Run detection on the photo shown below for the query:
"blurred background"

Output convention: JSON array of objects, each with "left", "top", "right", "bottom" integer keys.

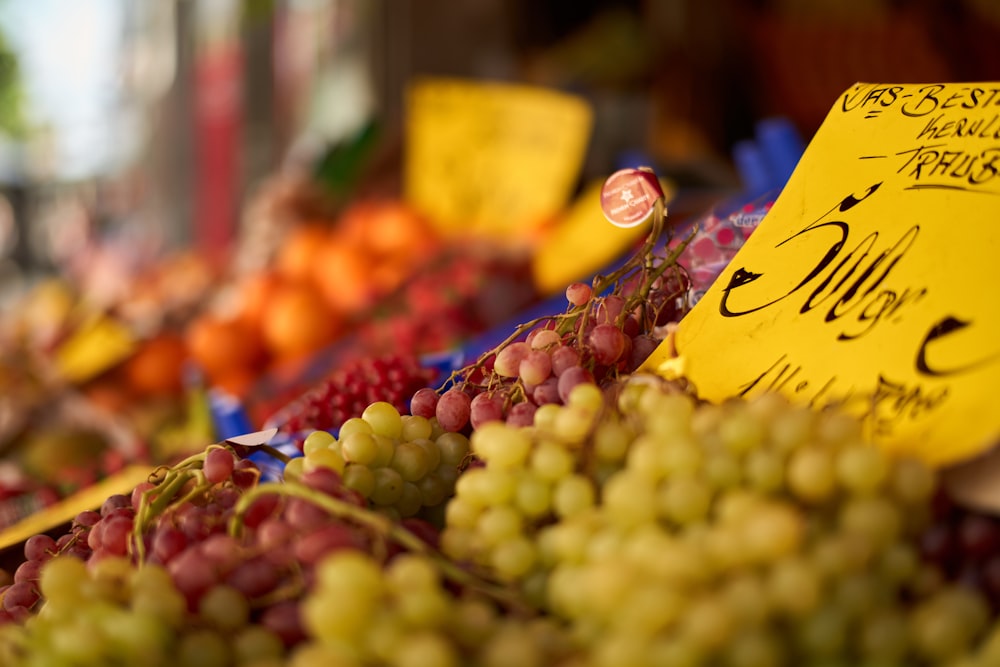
[{"left": 0, "top": 0, "right": 996, "bottom": 293}]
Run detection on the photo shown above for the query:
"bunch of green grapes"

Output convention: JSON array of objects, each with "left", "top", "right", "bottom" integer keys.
[
  {"left": 0, "top": 555, "right": 286, "bottom": 667},
  {"left": 440, "top": 376, "right": 999, "bottom": 667},
  {"left": 294, "top": 550, "right": 575, "bottom": 667},
  {"left": 287, "top": 401, "right": 470, "bottom": 521}
]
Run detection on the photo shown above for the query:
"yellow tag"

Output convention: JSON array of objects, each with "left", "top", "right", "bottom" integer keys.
[
  {"left": 0, "top": 465, "right": 154, "bottom": 552},
  {"left": 656, "top": 82, "right": 1000, "bottom": 466},
  {"left": 55, "top": 314, "right": 135, "bottom": 383},
  {"left": 531, "top": 179, "right": 669, "bottom": 296},
  {"left": 404, "top": 78, "right": 592, "bottom": 239}
]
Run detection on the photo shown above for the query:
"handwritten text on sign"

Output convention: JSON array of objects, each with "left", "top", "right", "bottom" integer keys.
[{"left": 665, "top": 82, "right": 1000, "bottom": 466}]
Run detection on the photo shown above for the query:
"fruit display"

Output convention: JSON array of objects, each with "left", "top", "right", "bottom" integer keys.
[
  {"left": 4, "top": 184, "right": 1000, "bottom": 667},
  {"left": 0, "top": 251, "right": 219, "bottom": 530}
]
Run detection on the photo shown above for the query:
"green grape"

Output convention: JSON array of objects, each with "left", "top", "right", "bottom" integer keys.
[
  {"left": 176, "top": 629, "right": 231, "bottom": 667},
  {"left": 702, "top": 453, "right": 742, "bottom": 493},
  {"left": 567, "top": 382, "right": 603, "bottom": 414},
  {"left": 787, "top": 446, "right": 837, "bottom": 502},
  {"left": 530, "top": 441, "right": 574, "bottom": 481},
  {"left": 435, "top": 432, "right": 470, "bottom": 467},
  {"left": 721, "top": 628, "right": 784, "bottom": 667},
  {"left": 858, "top": 607, "right": 909, "bottom": 663},
  {"left": 396, "top": 482, "right": 424, "bottom": 517},
  {"left": 389, "top": 442, "right": 431, "bottom": 482},
  {"left": 515, "top": 472, "right": 552, "bottom": 518},
  {"left": 338, "top": 416, "right": 374, "bottom": 439},
  {"left": 385, "top": 554, "right": 440, "bottom": 594},
  {"left": 400, "top": 414, "right": 433, "bottom": 441},
  {"left": 371, "top": 467, "right": 405, "bottom": 506},
  {"left": 552, "top": 474, "right": 595, "bottom": 518},
  {"left": 131, "top": 583, "right": 186, "bottom": 629},
  {"left": 304, "top": 446, "right": 345, "bottom": 475},
  {"left": 838, "top": 495, "right": 902, "bottom": 550},
  {"left": 393, "top": 587, "right": 452, "bottom": 630},
  {"left": 835, "top": 441, "right": 889, "bottom": 494},
  {"left": 372, "top": 433, "right": 397, "bottom": 468},
  {"left": 625, "top": 436, "right": 665, "bottom": 480},
  {"left": 745, "top": 448, "right": 784, "bottom": 493},
  {"left": 593, "top": 418, "right": 631, "bottom": 462},
  {"left": 552, "top": 405, "right": 596, "bottom": 446},
  {"left": 602, "top": 471, "right": 657, "bottom": 527},
  {"left": 389, "top": 632, "right": 458, "bottom": 667},
  {"left": 477, "top": 505, "right": 524, "bottom": 546},
  {"left": 198, "top": 585, "right": 250, "bottom": 633},
  {"left": 444, "top": 495, "right": 481, "bottom": 529},
  {"left": 889, "top": 455, "right": 936, "bottom": 505},
  {"left": 39, "top": 555, "right": 88, "bottom": 602},
  {"left": 450, "top": 596, "right": 499, "bottom": 650},
  {"left": 718, "top": 406, "right": 766, "bottom": 454},
  {"left": 232, "top": 626, "right": 285, "bottom": 665},
  {"left": 362, "top": 401, "right": 404, "bottom": 439},
  {"left": 658, "top": 476, "right": 712, "bottom": 525},
  {"left": 411, "top": 438, "right": 442, "bottom": 471},
  {"left": 794, "top": 605, "right": 847, "bottom": 658},
  {"left": 533, "top": 403, "right": 561, "bottom": 433},
  {"left": 343, "top": 463, "right": 376, "bottom": 498},
  {"left": 416, "top": 473, "right": 449, "bottom": 507},
  {"left": 282, "top": 455, "right": 306, "bottom": 480},
  {"left": 660, "top": 437, "right": 703, "bottom": 477},
  {"left": 303, "top": 430, "right": 337, "bottom": 455},
  {"left": 341, "top": 431, "right": 379, "bottom": 465},
  {"left": 472, "top": 423, "right": 532, "bottom": 469}
]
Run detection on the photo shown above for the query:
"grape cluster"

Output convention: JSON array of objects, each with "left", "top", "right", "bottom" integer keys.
[
  {"left": 293, "top": 549, "right": 572, "bottom": 667},
  {"left": 440, "top": 376, "right": 1000, "bottom": 666},
  {"left": 261, "top": 353, "right": 438, "bottom": 440},
  {"left": 286, "top": 401, "right": 471, "bottom": 522},
  {"left": 0, "top": 443, "right": 449, "bottom": 666},
  {"left": 412, "top": 256, "right": 690, "bottom": 435}
]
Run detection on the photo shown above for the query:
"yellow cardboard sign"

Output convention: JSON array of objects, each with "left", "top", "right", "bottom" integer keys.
[
  {"left": 657, "top": 82, "right": 1000, "bottom": 466},
  {"left": 404, "top": 78, "right": 592, "bottom": 239},
  {"left": 0, "top": 465, "right": 154, "bottom": 552}
]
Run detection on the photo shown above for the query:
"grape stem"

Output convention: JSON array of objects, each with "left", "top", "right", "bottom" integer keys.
[
  {"left": 229, "top": 482, "right": 537, "bottom": 615},
  {"left": 439, "top": 192, "right": 693, "bottom": 394}
]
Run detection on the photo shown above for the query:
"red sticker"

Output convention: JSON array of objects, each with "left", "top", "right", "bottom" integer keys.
[{"left": 600, "top": 168, "right": 665, "bottom": 228}]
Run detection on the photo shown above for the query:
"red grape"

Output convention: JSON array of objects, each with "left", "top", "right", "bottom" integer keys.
[
  {"left": 204, "top": 448, "right": 236, "bottom": 485},
  {"left": 435, "top": 389, "right": 472, "bottom": 433},
  {"left": 470, "top": 392, "right": 504, "bottom": 429}
]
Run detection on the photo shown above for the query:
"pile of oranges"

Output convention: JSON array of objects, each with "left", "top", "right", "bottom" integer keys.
[{"left": 184, "top": 200, "right": 438, "bottom": 398}]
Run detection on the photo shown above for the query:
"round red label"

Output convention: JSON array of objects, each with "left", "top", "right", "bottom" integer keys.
[{"left": 600, "top": 168, "right": 665, "bottom": 228}]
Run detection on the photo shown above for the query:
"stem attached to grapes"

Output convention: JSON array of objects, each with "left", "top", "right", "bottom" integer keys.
[{"left": 229, "top": 482, "right": 536, "bottom": 615}]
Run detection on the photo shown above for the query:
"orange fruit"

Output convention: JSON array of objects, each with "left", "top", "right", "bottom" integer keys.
[
  {"left": 260, "top": 282, "right": 340, "bottom": 359},
  {"left": 123, "top": 332, "right": 189, "bottom": 397},
  {"left": 275, "top": 223, "right": 330, "bottom": 283},
  {"left": 185, "top": 315, "right": 266, "bottom": 382},
  {"left": 236, "top": 270, "right": 286, "bottom": 327},
  {"left": 366, "top": 201, "right": 435, "bottom": 258},
  {"left": 312, "top": 240, "right": 372, "bottom": 313}
]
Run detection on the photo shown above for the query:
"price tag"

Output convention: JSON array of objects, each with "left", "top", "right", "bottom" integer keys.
[
  {"left": 646, "top": 82, "right": 1000, "bottom": 466},
  {"left": 404, "top": 78, "right": 592, "bottom": 239},
  {"left": 600, "top": 167, "right": 665, "bottom": 228},
  {"left": 532, "top": 178, "right": 667, "bottom": 296}
]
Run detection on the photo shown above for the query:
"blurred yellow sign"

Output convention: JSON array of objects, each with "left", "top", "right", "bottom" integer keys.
[
  {"left": 404, "top": 78, "right": 592, "bottom": 239},
  {"left": 654, "top": 82, "right": 1000, "bottom": 466}
]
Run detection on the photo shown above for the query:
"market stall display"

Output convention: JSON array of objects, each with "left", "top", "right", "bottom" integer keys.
[{"left": 2, "top": 68, "right": 1000, "bottom": 667}]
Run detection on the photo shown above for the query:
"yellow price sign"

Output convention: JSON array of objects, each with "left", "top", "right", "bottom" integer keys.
[
  {"left": 653, "top": 82, "right": 1000, "bottom": 466},
  {"left": 404, "top": 78, "right": 592, "bottom": 239}
]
